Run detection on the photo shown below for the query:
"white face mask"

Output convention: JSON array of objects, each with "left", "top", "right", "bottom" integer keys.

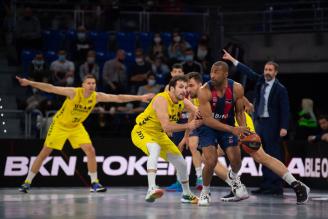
[
  {"left": 66, "top": 76, "right": 74, "bottom": 85},
  {"left": 135, "top": 57, "right": 144, "bottom": 64},
  {"left": 148, "top": 79, "right": 156, "bottom": 86},
  {"left": 87, "top": 57, "right": 95, "bottom": 64},
  {"left": 197, "top": 48, "right": 208, "bottom": 60},
  {"left": 154, "top": 37, "right": 161, "bottom": 43},
  {"left": 173, "top": 36, "right": 181, "bottom": 43}
]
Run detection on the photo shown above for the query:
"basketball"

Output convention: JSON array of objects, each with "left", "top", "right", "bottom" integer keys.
[{"left": 239, "top": 132, "right": 261, "bottom": 154}]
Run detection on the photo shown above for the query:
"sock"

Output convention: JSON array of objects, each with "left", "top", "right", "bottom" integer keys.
[
  {"left": 88, "top": 172, "right": 98, "bottom": 183},
  {"left": 147, "top": 171, "right": 156, "bottom": 190},
  {"left": 25, "top": 171, "right": 36, "bottom": 183},
  {"left": 180, "top": 181, "right": 192, "bottom": 195},
  {"left": 282, "top": 172, "right": 297, "bottom": 185},
  {"left": 225, "top": 171, "right": 232, "bottom": 186},
  {"left": 195, "top": 167, "right": 202, "bottom": 178},
  {"left": 202, "top": 185, "right": 210, "bottom": 194},
  {"left": 229, "top": 170, "right": 238, "bottom": 180}
]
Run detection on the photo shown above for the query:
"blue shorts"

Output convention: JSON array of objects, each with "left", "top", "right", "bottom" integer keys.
[
  {"left": 189, "top": 127, "right": 200, "bottom": 137},
  {"left": 198, "top": 125, "right": 238, "bottom": 150},
  {"left": 171, "top": 131, "right": 185, "bottom": 145}
]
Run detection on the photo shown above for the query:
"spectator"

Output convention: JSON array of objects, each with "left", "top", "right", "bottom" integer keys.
[
  {"left": 29, "top": 52, "right": 50, "bottom": 83},
  {"left": 148, "top": 33, "right": 167, "bottom": 61},
  {"left": 15, "top": 7, "right": 42, "bottom": 62},
  {"left": 71, "top": 25, "right": 94, "bottom": 66},
  {"left": 164, "top": 63, "right": 184, "bottom": 90},
  {"left": 308, "top": 115, "right": 328, "bottom": 143},
  {"left": 168, "top": 30, "right": 191, "bottom": 64},
  {"left": 222, "top": 49, "right": 289, "bottom": 196},
  {"left": 182, "top": 48, "right": 203, "bottom": 74},
  {"left": 79, "top": 50, "right": 100, "bottom": 83},
  {"left": 151, "top": 56, "right": 170, "bottom": 85},
  {"left": 195, "top": 33, "right": 211, "bottom": 74},
  {"left": 102, "top": 49, "right": 128, "bottom": 94},
  {"left": 50, "top": 50, "right": 75, "bottom": 86},
  {"left": 295, "top": 98, "right": 318, "bottom": 140},
  {"left": 129, "top": 48, "right": 152, "bottom": 94}
]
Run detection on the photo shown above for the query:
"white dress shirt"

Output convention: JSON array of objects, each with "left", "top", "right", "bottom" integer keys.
[{"left": 261, "top": 79, "right": 275, "bottom": 117}]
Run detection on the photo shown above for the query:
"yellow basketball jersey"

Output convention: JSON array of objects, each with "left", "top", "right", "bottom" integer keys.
[
  {"left": 54, "top": 88, "right": 97, "bottom": 128},
  {"left": 190, "top": 97, "right": 200, "bottom": 107},
  {"left": 234, "top": 112, "right": 255, "bottom": 132},
  {"left": 136, "top": 91, "right": 184, "bottom": 133}
]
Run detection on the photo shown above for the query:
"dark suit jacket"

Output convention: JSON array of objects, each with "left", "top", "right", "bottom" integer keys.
[{"left": 236, "top": 62, "right": 290, "bottom": 130}]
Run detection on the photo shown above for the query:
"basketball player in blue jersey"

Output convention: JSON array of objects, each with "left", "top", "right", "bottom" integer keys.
[{"left": 197, "top": 61, "right": 250, "bottom": 206}]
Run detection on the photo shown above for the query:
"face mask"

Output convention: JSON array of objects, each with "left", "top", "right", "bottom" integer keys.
[
  {"left": 58, "top": 55, "right": 66, "bottom": 62},
  {"left": 33, "top": 60, "right": 44, "bottom": 65},
  {"left": 77, "top": 33, "right": 86, "bottom": 40},
  {"left": 185, "top": 55, "right": 193, "bottom": 62},
  {"left": 154, "top": 37, "right": 161, "bottom": 43},
  {"left": 148, "top": 79, "right": 156, "bottom": 86},
  {"left": 32, "top": 88, "right": 38, "bottom": 94},
  {"left": 197, "top": 48, "right": 208, "bottom": 60},
  {"left": 135, "top": 57, "right": 143, "bottom": 64},
  {"left": 66, "top": 76, "right": 74, "bottom": 85},
  {"left": 87, "top": 57, "right": 95, "bottom": 64},
  {"left": 173, "top": 36, "right": 181, "bottom": 43}
]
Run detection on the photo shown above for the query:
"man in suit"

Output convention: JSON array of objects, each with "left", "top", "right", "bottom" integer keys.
[{"left": 222, "top": 50, "right": 289, "bottom": 195}]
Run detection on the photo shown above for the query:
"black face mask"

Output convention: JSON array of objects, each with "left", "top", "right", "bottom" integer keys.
[{"left": 118, "top": 58, "right": 124, "bottom": 63}]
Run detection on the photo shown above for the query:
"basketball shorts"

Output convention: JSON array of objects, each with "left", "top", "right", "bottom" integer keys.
[{"left": 44, "top": 120, "right": 92, "bottom": 150}]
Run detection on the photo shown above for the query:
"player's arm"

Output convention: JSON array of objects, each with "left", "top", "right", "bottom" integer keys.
[
  {"left": 198, "top": 85, "right": 234, "bottom": 133},
  {"left": 153, "top": 96, "right": 200, "bottom": 133},
  {"left": 16, "top": 76, "right": 75, "bottom": 99},
  {"left": 243, "top": 96, "right": 254, "bottom": 114},
  {"left": 234, "top": 82, "right": 247, "bottom": 127},
  {"left": 96, "top": 92, "right": 154, "bottom": 103}
]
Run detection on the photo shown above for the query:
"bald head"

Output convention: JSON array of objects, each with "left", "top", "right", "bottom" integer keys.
[{"left": 212, "top": 61, "right": 229, "bottom": 73}]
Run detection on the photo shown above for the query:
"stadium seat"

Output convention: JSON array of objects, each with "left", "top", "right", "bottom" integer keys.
[
  {"left": 116, "top": 32, "right": 136, "bottom": 53},
  {"left": 21, "top": 50, "right": 36, "bottom": 77},
  {"left": 44, "top": 51, "right": 58, "bottom": 63},
  {"left": 89, "top": 31, "right": 109, "bottom": 53},
  {"left": 161, "top": 32, "right": 172, "bottom": 47},
  {"left": 42, "top": 30, "right": 65, "bottom": 51},
  {"left": 183, "top": 32, "right": 201, "bottom": 49},
  {"left": 138, "top": 32, "right": 154, "bottom": 52}
]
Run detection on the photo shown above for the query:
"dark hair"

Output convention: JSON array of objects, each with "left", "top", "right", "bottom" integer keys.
[
  {"left": 83, "top": 74, "right": 97, "bottom": 82},
  {"left": 318, "top": 115, "right": 328, "bottom": 121},
  {"left": 187, "top": 72, "right": 203, "bottom": 83},
  {"left": 265, "top": 61, "right": 279, "bottom": 72},
  {"left": 172, "top": 63, "right": 183, "bottom": 70},
  {"left": 146, "top": 72, "right": 155, "bottom": 79},
  {"left": 212, "top": 61, "right": 229, "bottom": 72},
  {"left": 168, "top": 75, "right": 187, "bottom": 90}
]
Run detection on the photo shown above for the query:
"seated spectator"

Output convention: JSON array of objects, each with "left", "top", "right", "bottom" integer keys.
[
  {"left": 168, "top": 30, "right": 191, "bottom": 64},
  {"left": 308, "top": 115, "right": 328, "bottom": 143},
  {"left": 148, "top": 33, "right": 167, "bottom": 61},
  {"left": 71, "top": 25, "right": 94, "bottom": 66},
  {"left": 79, "top": 50, "right": 100, "bottom": 83},
  {"left": 102, "top": 49, "right": 128, "bottom": 94},
  {"left": 164, "top": 63, "right": 184, "bottom": 90},
  {"left": 129, "top": 48, "right": 152, "bottom": 94},
  {"left": 151, "top": 56, "right": 170, "bottom": 85},
  {"left": 29, "top": 52, "right": 50, "bottom": 83},
  {"left": 50, "top": 50, "right": 75, "bottom": 86},
  {"left": 15, "top": 7, "right": 42, "bottom": 63},
  {"left": 182, "top": 48, "right": 203, "bottom": 74},
  {"left": 195, "top": 33, "right": 211, "bottom": 74},
  {"left": 295, "top": 98, "right": 318, "bottom": 140}
]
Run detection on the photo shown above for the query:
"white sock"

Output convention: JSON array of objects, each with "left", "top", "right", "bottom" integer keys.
[
  {"left": 25, "top": 171, "right": 36, "bottom": 183},
  {"left": 229, "top": 169, "right": 238, "bottom": 180},
  {"left": 195, "top": 167, "right": 202, "bottom": 178},
  {"left": 225, "top": 171, "right": 232, "bottom": 186},
  {"left": 88, "top": 172, "right": 98, "bottom": 183},
  {"left": 180, "top": 181, "right": 192, "bottom": 195},
  {"left": 282, "top": 172, "right": 297, "bottom": 185},
  {"left": 167, "top": 154, "right": 190, "bottom": 195},
  {"left": 202, "top": 185, "right": 210, "bottom": 194},
  {"left": 147, "top": 171, "right": 157, "bottom": 190}
]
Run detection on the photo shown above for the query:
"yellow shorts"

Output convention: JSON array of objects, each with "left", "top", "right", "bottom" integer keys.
[
  {"left": 131, "top": 125, "right": 182, "bottom": 160},
  {"left": 44, "top": 120, "right": 92, "bottom": 150}
]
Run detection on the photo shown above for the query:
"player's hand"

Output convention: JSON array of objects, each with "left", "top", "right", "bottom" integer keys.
[
  {"left": 232, "top": 126, "right": 250, "bottom": 138},
  {"left": 307, "top": 135, "right": 316, "bottom": 143},
  {"left": 16, "top": 76, "right": 31, "bottom": 87},
  {"left": 140, "top": 93, "right": 155, "bottom": 102},
  {"left": 222, "top": 49, "right": 236, "bottom": 62},
  {"left": 280, "top": 128, "right": 287, "bottom": 137},
  {"left": 321, "top": 133, "right": 328, "bottom": 142},
  {"left": 245, "top": 102, "right": 254, "bottom": 114},
  {"left": 188, "top": 119, "right": 203, "bottom": 130},
  {"left": 195, "top": 110, "right": 202, "bottom": 119},
  {"left": 178, "top": 137, "right": 187, "bottom": 152}
]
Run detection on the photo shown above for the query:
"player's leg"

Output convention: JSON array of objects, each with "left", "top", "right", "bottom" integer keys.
[
  {"left": 188, "top": 135, "right": 203, "bottom": 190},
  {"left": 250, "top": 147, "right": 310, "bottom": 204}
]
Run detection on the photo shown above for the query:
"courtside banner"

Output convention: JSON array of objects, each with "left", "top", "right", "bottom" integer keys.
[{"left": 0, "top": 139, "right": 327, "bottom": 189}]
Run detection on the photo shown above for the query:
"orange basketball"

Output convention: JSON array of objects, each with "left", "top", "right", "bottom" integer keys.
[{"left": 239, "top": 132, "right": 261, "bottom": 154}]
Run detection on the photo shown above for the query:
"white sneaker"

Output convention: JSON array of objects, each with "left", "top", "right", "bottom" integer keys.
[
  {"left": 221, "top": 190, "right": 249, "bottom": 202},
  {"left": 145, "top": 188, "right": 164, "bottom": 202},
  {"left": 198, "top": 191, "right": 211, "bottom": 206},
  {"left": 231, "top": 176, "right": 249, "bottom": 199}
]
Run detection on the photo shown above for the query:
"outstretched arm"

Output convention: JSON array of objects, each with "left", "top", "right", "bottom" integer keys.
[
  {"left": 16, "top": 76, "right": 75, "bottom": 99},
  {"left": 96, "top": 92, "right": 154, "bottom": 103},
  {"left": 222, "top": 49, "right": 260, "bottom": 81}
]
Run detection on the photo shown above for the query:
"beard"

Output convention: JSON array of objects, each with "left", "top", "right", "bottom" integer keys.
[{"left": 264, "top": 74, "right": 273, "bottom": 81}]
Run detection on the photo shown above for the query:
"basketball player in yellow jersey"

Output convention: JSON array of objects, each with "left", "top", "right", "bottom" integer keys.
[
  {"left": 215, "top": 97, "right": 310, "bottom": 203},
  {"left": 131, "top": 75, "right": 202, "bottom": 203},
  {"left": 16, "top": 74, "right": 154, "bottom": 193}
]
